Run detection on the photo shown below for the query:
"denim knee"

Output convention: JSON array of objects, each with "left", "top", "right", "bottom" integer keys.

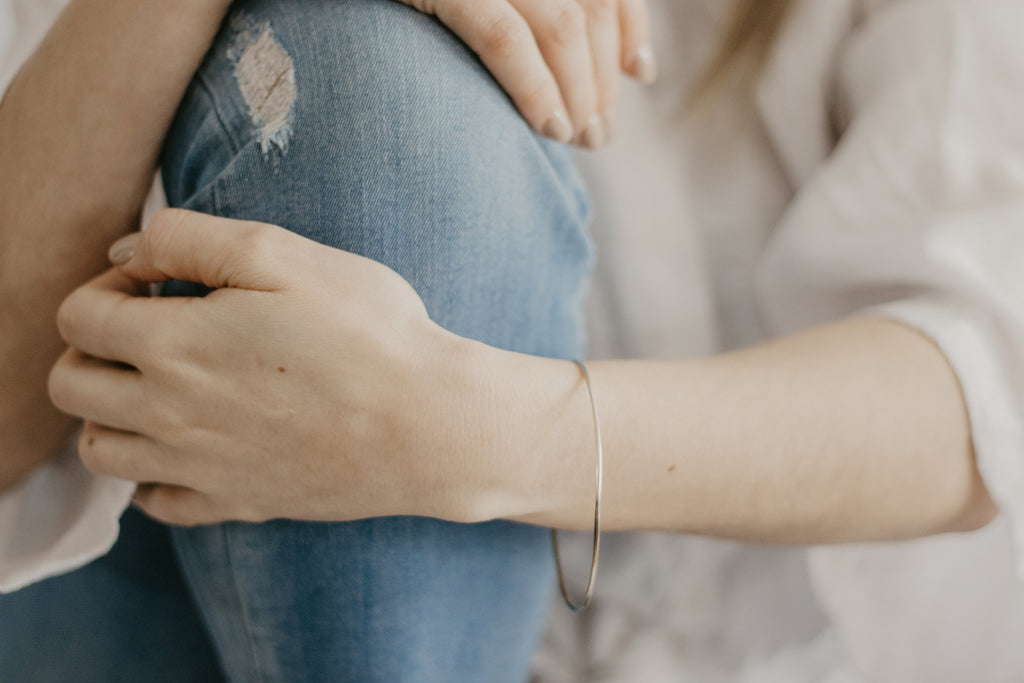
[
  {"left": 159, "top": 7, "right": 588, "bottom": 681},
  {"left": 162, "top": 0, "right": 592, "bottom": 358}
]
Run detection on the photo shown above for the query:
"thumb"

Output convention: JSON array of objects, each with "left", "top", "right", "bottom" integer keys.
[{"left": 108, "top": 209, "right": 290, "bottom": 291}]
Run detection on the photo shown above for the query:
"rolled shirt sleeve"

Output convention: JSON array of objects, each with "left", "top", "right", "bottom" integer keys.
[
  {"left": 758, "top": 0, "right": 1024, "bottom": 570},
  {"left": 754, "top": 0, "right": 1024, "bottom": 678}
]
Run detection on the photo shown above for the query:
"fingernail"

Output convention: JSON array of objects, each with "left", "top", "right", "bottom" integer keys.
[
  {"left": 603, "top": 108, "right": 618, "bottom": 143},
  {"left": 579, "top": 114, "right": 606, "bottom": 150},
  {"left": 109, "top": 232, "right": 142, "bottom": 266},
  {"left": 634, "top": 45, "right": 658, "bottom": 84},
  {"left": 541, "top": 110, "right": 574, "bottom": 143}
]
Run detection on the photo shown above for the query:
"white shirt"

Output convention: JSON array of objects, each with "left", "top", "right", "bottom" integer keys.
[
  {"left": 5, "top": 0, "right": 1024, "bottom": 680},
  {"left": 542, "top": 1, "right": 1024, "bottom": 680}
]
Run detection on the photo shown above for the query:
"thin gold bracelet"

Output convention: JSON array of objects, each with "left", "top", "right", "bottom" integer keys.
[{"left": 551, "top": 360, "right": 603, "bottom": 613}]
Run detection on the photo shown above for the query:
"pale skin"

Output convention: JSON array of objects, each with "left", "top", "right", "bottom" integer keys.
[
  {"left": 49, "top": 211, "right": 998, "bottom": 543},
  {"left": 0, "top": 0, "right": 652, "bottom": 492},
  {"left": 399, "top": 0, "right": 657, "bottom": 146}
]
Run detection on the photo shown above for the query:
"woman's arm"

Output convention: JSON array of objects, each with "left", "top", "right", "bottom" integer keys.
[
  {"left": 47, "top": 213, "right": 996, "bottom": 541},
  {"left": 488, "top": 315, "right": 996, "bottom": 541},
  {"left": 0, "top": 0, "right": 233, "bottom": 491}
]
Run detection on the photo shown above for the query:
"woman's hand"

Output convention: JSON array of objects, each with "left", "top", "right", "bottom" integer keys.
[
  {"left": 47, "top": 209, "right": 487, "bottom": 526},
  {"left": 400, "top": 0, "right": 655, "bottom": 148}
]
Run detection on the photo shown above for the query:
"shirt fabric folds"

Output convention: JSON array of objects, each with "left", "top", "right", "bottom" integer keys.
[{"left": 5, "top": 0, "right": 1024, "bottom": 679}]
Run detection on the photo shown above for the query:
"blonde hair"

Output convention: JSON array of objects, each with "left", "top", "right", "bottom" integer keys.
[{"left": 693, "top": 0, "right": 795, "bottom": 101}]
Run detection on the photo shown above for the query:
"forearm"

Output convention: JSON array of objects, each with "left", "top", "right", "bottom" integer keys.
[
  {"left": 0, "top": 0, "right": 232, "bottom": 489},
  {"left": 469, "top": 316, "right": 996, "bottom": 542}
]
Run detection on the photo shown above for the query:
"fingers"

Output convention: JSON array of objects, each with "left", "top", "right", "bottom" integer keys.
[
  {"left": 77, "top": 422, "right": 192, "bottom": 488},
  {"left": 49, "top": 349, "right": 148, "bottom": 433},
  {"left": 412, "top": 0, "right": 657, "bottom": 149},
  {"left": 619, "top": 0, "right": 657, "bottom": 84},
  {"left": 111, "top": 209, "right": 293, "bottom": 291},
  {"left": 514, "top": 0, "right": 603, "bottom": 148},
  {"left": 431, "top": 0, "right": 575, "bottom": 143},
  {"left": 579, "top": 0, "right": 621, "bottom": 140},
  {"left": 77, "top": 423, "right": 243, "bottom": 527},
  {"left": 134, "top": 484, "right": 247, "bottom": 527},
  {"left": 56, "top": 268, "right": 160, "bottom": 367}
]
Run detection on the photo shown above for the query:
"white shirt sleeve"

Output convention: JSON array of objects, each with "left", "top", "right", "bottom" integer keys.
[
  {"left": 756, "top": 1, "right": 1024, "bottom": 678},
  {"left": 0, "top": 0, "right": 135, "bottom": 594},
  {"left": 0, "top": 436, "right": 134, "bottom": 593},
  {"left": 759, "top": 0, "right": 1024, "bottom": 571}
]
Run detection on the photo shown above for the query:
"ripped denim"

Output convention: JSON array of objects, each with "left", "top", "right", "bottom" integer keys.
[{"left": 0, "top": 2, "right": 593, "bottom": 682}]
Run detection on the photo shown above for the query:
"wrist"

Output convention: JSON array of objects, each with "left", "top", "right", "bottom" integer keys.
[
  {"left": 400, "top": 328, "right": 522, "bottom": 524},
  {"left": 405, "top": 329, "right": 506, "bottom": 523},
  {"left": 448, "top": 340, "right": 594, "bottom": 527},
  {"left": 397, "top": 318, "right": 597, "bottom": 527}
]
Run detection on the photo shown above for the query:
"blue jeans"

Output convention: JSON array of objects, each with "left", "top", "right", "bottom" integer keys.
[{"left": 0, "top": 1, "right": 592, "bottom": 681}]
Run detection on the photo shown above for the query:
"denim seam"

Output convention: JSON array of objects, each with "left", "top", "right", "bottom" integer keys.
[
  {"left": 212, "top": 173, "right": 223, "bottom": 218},
  {"left": 220, "top": 526, "right": 267, "bottom": 683},
  {"left": 194, "top": 69, "right": 245, "bottom": 159},
  {"left": 188, "top": 70, "right": 232, "bottom": 219}
]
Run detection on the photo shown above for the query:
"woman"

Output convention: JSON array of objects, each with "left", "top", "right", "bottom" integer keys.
[
  {"left": 12, "top": 0, "right": 1024, "bottom": 680},
  {"left": 0, "top": 0, "right": 649, "bottom": 681}
]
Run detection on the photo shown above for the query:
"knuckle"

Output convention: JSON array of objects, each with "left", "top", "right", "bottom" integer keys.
[
  {"left": 239, "top": 224, "right": 279, "bottom": 262},
  {"left": 582, "top": 0, "right": 616, "bottom": 20},
  {"left": 518, "top": 82, "right": 555, "bottom": 114},
  {"left": 242, "top": 509, "right": 269, "bottom": 524},
  {"left": 138, "top": 501, "right": 176, "bottom": 526},
  {"left": 138, "top": 488, "right": 183, "bottom": 526},
  {"left": 232, "top": 500, "right": 270, "bottom": 524},
  {"left": 546, "top": 4, "right": 586, "bottom": 47},
  {"left": 230, "top": 224, "right": 281, "bottom": 279},
  {"left": 148, "top": 407, "right": 187, "bottom": 442},
  {"left": 481, "top": 16, "right": 528, "bottom": 58},
  {"left": 168, "top": 515, "right": 201, "bottom": 529}
]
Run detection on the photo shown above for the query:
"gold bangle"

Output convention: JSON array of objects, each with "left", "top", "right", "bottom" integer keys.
[{"left": 551, "top": 360, "right": 603, "bottom": 613}]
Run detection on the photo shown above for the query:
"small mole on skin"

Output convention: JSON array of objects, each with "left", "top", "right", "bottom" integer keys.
[
  {"left": 667, "top": 465, "right": 676, "bottom": 473},
  {"left": 87, "top": 437, "right": 95, "bottom": 447},
  {"left": 278, "top": 367, "right": 286, "bottom": 373}
]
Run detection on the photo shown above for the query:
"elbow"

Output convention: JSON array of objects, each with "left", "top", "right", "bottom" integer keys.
[
  {"left": 944, "top": 474, "right": 999, "bottom": 534},
  {"left": 950, "top": 494, "right": 999, "bottom": 534}
]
